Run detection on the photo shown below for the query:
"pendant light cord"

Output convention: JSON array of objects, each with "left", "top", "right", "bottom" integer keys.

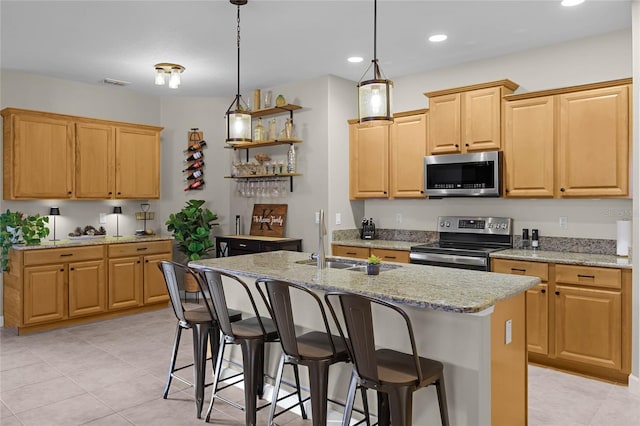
[
  {"left": 373, "top": 0, "right": 380, "bottom": 79},
  {"left": 236, "top": 4, "right": 241, "bottom": 106}
]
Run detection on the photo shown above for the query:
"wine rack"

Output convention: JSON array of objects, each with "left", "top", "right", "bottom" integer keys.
[{"left": 183, "top": 128, "right": 207, "bottom": 191}]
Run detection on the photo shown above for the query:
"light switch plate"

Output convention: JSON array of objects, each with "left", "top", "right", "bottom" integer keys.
[
  {"left": 505, "top": 319, "right": 512, "bottom": 345},
  {"left": 335, "top": 213, "right": 341, "bottom": 225},
  {"left": 99, "top": 213, "right": 107, "bottom": 224},
  {"left": 559, "top": 216, "right": 568, "bottom": 229}
]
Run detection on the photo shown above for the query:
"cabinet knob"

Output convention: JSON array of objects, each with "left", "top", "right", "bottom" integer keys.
[
  {"left": 60, "top": 269, "right": 64, "bottom": 272},
  {"left": 541, "top": 289, "right": 546, "bottom": 293},
  {"left": 383, "top": 191, "right": 387, "bottom": 194},
  {"left": 117, "top": 192, "right": 122, "bottom": 195},
  {"left": 137, "top": 260, "right": 141, "bottom": 264},
  {"left": 555, "top": 291, "right": 560, "bottom": 295},
  {"left": 70, "top": 267, "right": 75, "bottom": 271},
  {"left": 67, "top": 191, "right": 72, "bottom": 195},
  {"left": 108, "top": 192, "right": 113, "bottom": 195},
  {"left": 145, "top": 259, "right": 149, "bottom": 263},
  {"left": 455, "top": 144, "right": 459, "bottom": 148},
  {"left": 560, "top": 188, "right": 566, "bottom": 192},
  {"left": 505, "top": 188, "right": 510, "bottom": 193},
  {"left": 465, "top": 143, "right": 469, "bottom": 147}
]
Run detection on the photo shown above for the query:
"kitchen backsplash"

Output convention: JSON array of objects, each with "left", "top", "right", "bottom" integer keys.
[{"left": 333, "top": 229, "right": 617, "bottom": 256}]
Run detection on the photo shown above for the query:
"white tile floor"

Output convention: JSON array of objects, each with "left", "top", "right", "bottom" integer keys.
[{"left": 1, "top": 307, "right": 639, "bottom": 425}]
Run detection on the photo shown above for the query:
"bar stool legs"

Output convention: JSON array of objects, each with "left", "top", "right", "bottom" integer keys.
[{"left": 162, "top": 323, "right": 183, "bottom": 399}]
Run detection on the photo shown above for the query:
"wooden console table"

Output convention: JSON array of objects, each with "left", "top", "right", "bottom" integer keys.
[{"left": 215, "top": 235, "right": 302, "bottom": 257}]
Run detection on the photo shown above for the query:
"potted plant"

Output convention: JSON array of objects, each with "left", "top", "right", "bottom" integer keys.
[
  {"left": 165, "top": 200, "right": 218, "bottom": 293},
  {"left": 366, "top": 254, "right": 381, "bottom": 276},
  {"left": 0, "top": 210, "right": 50, "bottom": 272}
]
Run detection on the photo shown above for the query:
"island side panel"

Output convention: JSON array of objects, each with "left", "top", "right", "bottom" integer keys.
[{"left": 491, "top": 292, "right": 527, "bottom": 425}]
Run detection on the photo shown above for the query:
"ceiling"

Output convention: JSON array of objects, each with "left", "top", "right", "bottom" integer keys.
[{"left": 0, "top": 0, "right": 632, "bottom": 99}]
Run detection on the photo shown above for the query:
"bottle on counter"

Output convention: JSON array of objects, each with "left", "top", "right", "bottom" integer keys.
[
  {"left": 521, "top": 228, "right": 530, "bottom": 250},
  {"left": 531, "top": 229, "right": 539, "bottom": 249}
]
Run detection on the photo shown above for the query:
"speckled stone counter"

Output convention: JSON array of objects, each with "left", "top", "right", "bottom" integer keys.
[
  {"left": 10, "top": 235, "right": 173, "bottom": 250},
  {"left": 190, "top": 250, "right": 539, "bottom": 313},
  {"left": 491, "top": 249, "right": 631, "bottom": 269},
  {"left": 331, "top": 239, "right": 417, "bottom": 251}
]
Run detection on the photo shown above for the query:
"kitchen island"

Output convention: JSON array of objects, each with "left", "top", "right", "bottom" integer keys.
[{"left": 190, "top": 250, "right": 539, "bottom": 425}]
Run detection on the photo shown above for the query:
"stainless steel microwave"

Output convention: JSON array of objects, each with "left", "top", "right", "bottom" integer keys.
[{"left": 423, "top": 151, "right": 502, "bottom": 197}]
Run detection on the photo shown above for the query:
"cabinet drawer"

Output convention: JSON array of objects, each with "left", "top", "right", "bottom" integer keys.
[
  {"left": 24, "top": 246, "right": 104, "bottom": 266},
  {"left": 555, "top": 264, "right": 621, "bottom": 289},
  {"left": 108, "top": 241, "right": 172, "bottom": 257},
  {"left": 371, "top": 248, "right": 410, "bottom": 263},
  {"left": 492, "top": 259, "right": 548, "bottom": 281},
  {"left": 332, "top": 245, "right": 370, "bottom": 259},
  {"left": 228, "top": 239, "right": 262, "bottom": 253}
]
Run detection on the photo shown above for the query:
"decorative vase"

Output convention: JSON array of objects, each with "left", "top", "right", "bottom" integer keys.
[{"left": 366, "top": 264, "right": 380, "bottom": 275}]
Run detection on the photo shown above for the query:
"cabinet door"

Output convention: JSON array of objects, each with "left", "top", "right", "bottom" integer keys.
[
  {"left": 108, "top": 256, "right": 143, "bottom": 310},
  {"left": 462, "top": 87, "right": 502, "bottom": 152},
  {"left": 558, "top": 85, "right": 629, "bottom": 197},
  {"left": 504, "top": 96, "right": 555, "bottom": 197},
  {"left": 23, "top": 264, "right": 66, "bottom": 325},
  {"left": 11, "top": 113, "right": 74, "bottom": 199},
  {"left": 349, "top": 123, "right": 389, "bottom": 199},
  {"left": 428, "top": 93, "right": 462, "bottom": 154},
  {"left": 68, "top": 260, "right": 106, "bottom": 318},
  {"left": 526, "top": 284, "right": 549, "bottom": 355},
  {"left": 554, "top": 285, "right": 621, "bottom": 370},
  {"left": 115, "top": 126, "right": 160, "bottom": 199},
  {"left": 143, "top": 253, "right": 172, "bottom": 304},
  {"left": 370, "top": 248, "right": 410, "bottom": 264},
  {"left": 390, "top": 113, "right": 428, "bottom": 198},
  {"left": 75, "top": 122, "right": 115, "bottom": 199}
]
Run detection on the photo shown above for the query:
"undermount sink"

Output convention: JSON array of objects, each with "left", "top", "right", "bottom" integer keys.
[{"left": 295, "top": 257, "right": 401, "bottom": 272}]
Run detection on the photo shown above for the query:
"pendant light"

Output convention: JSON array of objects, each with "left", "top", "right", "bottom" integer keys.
[
  {"left": 225, "top": 0, "right": 251, "bottom": 143},
  {"left": 357, "top": 0, "right": 393, "bottom": 123}
]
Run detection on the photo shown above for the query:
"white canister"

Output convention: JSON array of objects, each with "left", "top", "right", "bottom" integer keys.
[{"left": 616, "top": 220, "right": 631, "bottom": 256}]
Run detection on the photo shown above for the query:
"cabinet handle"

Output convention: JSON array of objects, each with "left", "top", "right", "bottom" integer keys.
[
  {"left": 239, "top": 244, "right": 247, "bottom": 247},
  {"left": 577, "top": 274, "right": 595, "bottom": 279},
  {"left": 560, "top": 188, "right": 566, "bottom": 192},
  {"left": 67, "top": 191, "right": 72, "bottom": 195},
  {"left": 136, "top": 247, "right": 148, "bottom": 251},
  {"left": 383, "top": 191, "right": 387, "bottom": 194},
  {"left": 511, "top": 268, "right": 526, "bottom": 273},
  {"left": 383, "top": 256, "right": 397, "bottom": 259},
  {"left": 555, "top": 291, "right": 560, "bottom": 295},
  {"left": 465, "top": 143, "right": 469, "bottom": 147},
  {"left": 145, "top": 260, "right": 149, "bottom": 263},
  {"left": 108, "top": 192, "right": 113, "bottom": 195},
  {"left": 541, "top": 289, "right": 546, "bottom": 293},
  {"left": 505, "top": 188, "right": 510, "bottom": 193},
  {"left": 137, "top": 260, "right": 141, "bottom": 263},
  {"left": 117, "top": 192, "right": 122, "bottom": 195},
  {"left": 60, "top": 253, "right": 73, "bottom": 257},
  {"left": 60, "top": 269, "right": 64, "bottom": 272},
  {"left": 70, "top": 267, "right": 75, "bottom": 271},
  {"left": 455, "top": 144, "right": 459, "bottom": 148},
  {"left": 346, "top": 252, "right": 357, "bottom": 255}
]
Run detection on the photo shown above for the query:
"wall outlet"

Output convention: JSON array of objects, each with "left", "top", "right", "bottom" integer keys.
[
  {"left": 335, "top": 213, "right": 341, "bottom": 225},
  {"left": 505, "top": 319, "right": 512, "bottom": 345},
  {"left": 99, "top": 213, "right": 107, "bottom": 224},
  {"left": 396, "top": 213, "right": 402, "bottom": 224},
  {"left": 559, "top": 216, "right": 568, "bottom": 229}
]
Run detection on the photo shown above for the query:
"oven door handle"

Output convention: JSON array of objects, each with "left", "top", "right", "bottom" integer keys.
[{"left": 410, "top": 252, "right": 488, "bottom": 267}]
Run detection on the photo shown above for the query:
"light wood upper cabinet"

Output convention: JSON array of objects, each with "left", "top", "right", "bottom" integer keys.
[
  {"left": 116, "top": 126, "right": 161, "bottom": 199},
  {"left": 75, "top": 122, "right": 116, "bottom": 199},
  {"left": 425, "top": 80, "right": 518, "bottom": 154},
  {"left": 389, "top": 112, "right": 428, "bottom": 198},
  {"left": 349, "top": 122, "right": 390, "bottom": 199},
  {"left": 2, "top": 110, "right": 74, "bottom": 199},
  {"left": 558, "top": 85, "right": 629, "bottom": 197},
  {"left": 1, "top": 107, "right": 162, "bottom": 200},
  {"left": 504, "top": 96, "right": 556, "bottom": 197}
]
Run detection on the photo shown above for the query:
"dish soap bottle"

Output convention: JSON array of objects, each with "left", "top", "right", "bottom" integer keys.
[{"left": 287, "top": 144, "right": 296, "bottom": 173}]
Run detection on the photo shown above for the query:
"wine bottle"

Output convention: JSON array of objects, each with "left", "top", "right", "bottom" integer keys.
[
  {"left": 183, "top": 141, "right": 208, "bottom": 153},
  {"left": 185, "top": 170, "right": 203, "bottom": 180},
  {"left": 185, "top": 151, "right": 203, "bottom": 162},
  {"left": 184, "top": 179, "right": 205, "bottom": 191},
  {"left": 182, "top": 160, "right": 205, "bottom": 171}
]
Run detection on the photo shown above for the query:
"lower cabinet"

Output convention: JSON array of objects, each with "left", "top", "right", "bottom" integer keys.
[
  {"left": 492, "top": 258, "right": 630, "bottom": 383},
  {"left": 3, "top": 239, "right": 172, "bottom": 334},
  {"left": 331, "top": 244, "right": 410, "bottom": 263}
]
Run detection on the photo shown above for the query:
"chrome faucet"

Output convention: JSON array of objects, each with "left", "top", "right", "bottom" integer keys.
[{"left": 310, "top": 209, "right": 326, "bottom": 270}]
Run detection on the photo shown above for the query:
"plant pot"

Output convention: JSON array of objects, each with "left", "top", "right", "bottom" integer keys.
[
  {"left": 184, "top": 273, "right": 201, "bottom": 293},
  {"left": 366, "top": 264, "right": 380, "bottom": 275}
]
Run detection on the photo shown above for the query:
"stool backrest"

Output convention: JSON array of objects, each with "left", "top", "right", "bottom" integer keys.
[
  {"left": 325, "top": 292, "right": 424, "bottom": 385},
  {"left": 256, "top": 278, "right": 338, "bottom": 359},
  {"left": 201, "top": 268, "right": 267, "bottom": 337},
  {"left": 158, "top": 261, "right": 214, "bottom": 322}
]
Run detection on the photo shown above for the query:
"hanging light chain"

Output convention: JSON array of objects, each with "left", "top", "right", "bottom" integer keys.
[{"left": 236, "top": 4, "right": 241, "bottom": 103}]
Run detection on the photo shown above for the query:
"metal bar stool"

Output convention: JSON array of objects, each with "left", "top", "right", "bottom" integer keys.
[
  {"left": 325, "top": 291, "right": 450, "bottom": 426},
  {"left": 255, "top": 278, "right": 370, "bottom": 426},
  {"left": 200, "top": 268, "right": 307, "bottom": 426},
  {"left": 158, "top": 261, "right": 242, "bottom": 419}
]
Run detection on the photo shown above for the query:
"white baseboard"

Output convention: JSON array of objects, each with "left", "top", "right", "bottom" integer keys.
[{"left": 629, "top": 374, "right": 640, "bottom": 396}]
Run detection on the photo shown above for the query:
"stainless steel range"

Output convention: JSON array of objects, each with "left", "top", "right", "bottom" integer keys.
[{"left": 410, "top": 216, "right": 513, "bottom": 271}]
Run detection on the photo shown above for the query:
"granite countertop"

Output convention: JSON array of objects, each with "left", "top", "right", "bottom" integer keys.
[
  {"left": 11, "top": 235, "right": 173, "bottom": 250},
  {"left": 331, "top": 239, "right": 419, "bottom": 251},
  {"left": 189, "top": 251, "right": 539, "bottom": 314},
  {"left": 491, "top": 249, "right": 632, "bottom": 269}
]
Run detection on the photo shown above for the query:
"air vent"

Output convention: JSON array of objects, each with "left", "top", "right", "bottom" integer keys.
[{"left": 103, "top": 78, "right": 131, "bottom": 86}]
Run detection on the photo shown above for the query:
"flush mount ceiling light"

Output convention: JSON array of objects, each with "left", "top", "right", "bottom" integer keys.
[
  {"left": 357, "top": 0, "right": 393, "bottom": 123},
  {"left": 225, "top": 0, "right": 251, "bottom": 143},
  {"left": 348, "top": 56, "right": 364, "bottom": 63},
  {"left": 429, "top": 34, "right": 448, "bottom": 43},
  {"left": 154, "top": 63, "right": 185, "bottom": 89},
  {"left": 561, "top": 0, "right": 585, "bottom": 6}
]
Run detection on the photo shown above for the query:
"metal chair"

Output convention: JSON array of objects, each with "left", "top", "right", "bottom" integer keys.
[
  {"left": 325, "top": 291, "right": 450, "bottom": 426},
  {"left": 200, "top": 268, "right": 307, "bottom": 426},
  {"left": 157, "top": 261, "right": 242, "bottom": 419},
  {"left": 256, "top": 278, "right": 370, "bottom": 426}
]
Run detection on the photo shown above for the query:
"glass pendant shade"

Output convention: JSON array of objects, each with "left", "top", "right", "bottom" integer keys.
[
  {"left": 154, "top": 68, "right": 165, "bottom": 85},
  {"left": 358, "top": 77, "right": 393, "bottom": 122},
  {"left": 168, "top": 68, "right": 181, "bottom": 89},
  {"left": 226, "top": 109, "right": 252, "bottom": 143}
]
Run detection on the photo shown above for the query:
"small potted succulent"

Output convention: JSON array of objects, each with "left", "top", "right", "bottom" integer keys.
[{"left": 366, "top": 254, "right": 381, "bottom": 275}]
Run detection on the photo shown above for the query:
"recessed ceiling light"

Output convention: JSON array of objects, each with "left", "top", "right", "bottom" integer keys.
[
  {"left": 561, "top": 0, "right": 584, "bottom": 6},
  {"left": 348, "top": 56, "right": 363, "bottom": 63},
  {"left": 428, "top": 34, "right": 448, "bottom": 43}
]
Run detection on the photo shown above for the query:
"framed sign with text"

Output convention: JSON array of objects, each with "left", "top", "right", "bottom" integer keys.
[{"left": 250, "top": 204, "right": 288, "bottom": 237}]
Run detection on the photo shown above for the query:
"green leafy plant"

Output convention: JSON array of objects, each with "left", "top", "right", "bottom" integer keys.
[
  {"left": 367, "top": 254, "right": 381, "bottom": 264},
  {"left": 0, "top": 210, "right": 50, "bottom": 272},
  {"left": 165, "top": 200, "right": 218, "bottom": 261}
]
